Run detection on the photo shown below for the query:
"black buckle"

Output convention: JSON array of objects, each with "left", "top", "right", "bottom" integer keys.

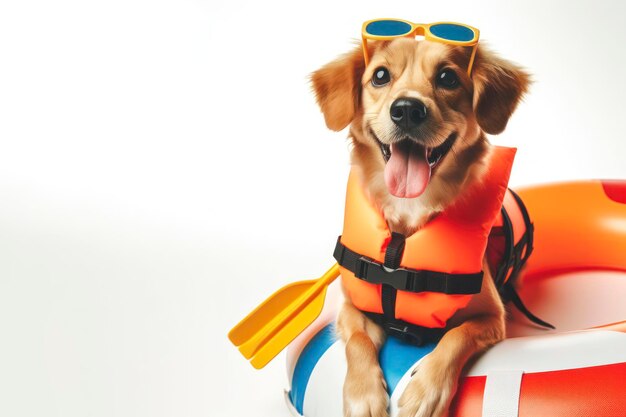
[
  {"left": 354, "top": 256, "right": 482, "bottom": 294},
  {"left": 356, "top": 256, "right": 413, "bottom": 291},
  {"left": 384, "top": 321, "right": 426, "bottom": 345},
  {"left": 363, "top": 314, "right": 446, "bottom": 346}
]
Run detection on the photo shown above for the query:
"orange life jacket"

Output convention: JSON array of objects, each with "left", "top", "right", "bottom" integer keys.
[{"left": 333, "top": 146, "right": 542, "bottom": 342}]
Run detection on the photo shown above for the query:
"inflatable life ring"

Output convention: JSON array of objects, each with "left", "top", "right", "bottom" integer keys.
[{"left": 284, "top": 180, "right": 626, "bottom": 417}]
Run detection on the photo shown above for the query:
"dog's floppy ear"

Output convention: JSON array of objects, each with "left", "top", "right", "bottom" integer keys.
[
  {"left": 311, "top": 47, "right": 366, "bottom": 131},
  {"left": 471, "top": 46, "right": 530, "bottom": 135}
]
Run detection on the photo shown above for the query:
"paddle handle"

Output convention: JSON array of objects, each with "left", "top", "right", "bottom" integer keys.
[
  {"left": 282, "top": 263, "right": 340, "bottom": 316},
  {"left": 317, "top": 263, "right": 341, "bottom": 289}
]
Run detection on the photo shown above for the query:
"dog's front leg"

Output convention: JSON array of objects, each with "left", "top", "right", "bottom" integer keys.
[
  {"left": 397, "top": 314, "right": 505, "bottom": 417},
  {"left": 398, "top": 262, "right": 505, "bottom": 417},
  {"left": 337, "top": 301, "right": 389, "bottom": 417}
]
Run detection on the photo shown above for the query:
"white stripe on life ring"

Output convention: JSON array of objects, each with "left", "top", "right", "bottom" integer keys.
[{"left": 482, "top": 370, "right": 523, "bottom": 417}]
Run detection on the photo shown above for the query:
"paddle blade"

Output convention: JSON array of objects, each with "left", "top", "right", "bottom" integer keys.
[
  {"left": 228, "top": 279, "right": 316, "bottom": 346},
  {"left": 249, "top": 285, "right": 330, "bottom": 369},
  {"left": 228, "top": 264, "right": 340, "bottom": 369}
]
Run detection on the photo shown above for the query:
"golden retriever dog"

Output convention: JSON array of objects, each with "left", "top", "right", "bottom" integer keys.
[{"left": 311, "top": 38, "right": 529, "bottom": 417}]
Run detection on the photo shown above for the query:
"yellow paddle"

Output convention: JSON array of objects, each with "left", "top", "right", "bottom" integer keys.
[{"left": 228, "top": 263, "right": 340, "bottom": 369}]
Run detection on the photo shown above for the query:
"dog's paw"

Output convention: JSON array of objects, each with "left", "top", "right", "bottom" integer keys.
[
  {"left": 397, "top": 358, "right": 456, "bottom": 417},
  {"left": 343, "top": 365, "right": 389, "bottom": 417}
]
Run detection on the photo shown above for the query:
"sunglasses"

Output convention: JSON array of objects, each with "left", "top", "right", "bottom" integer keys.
[{"left": 361, "top": 19, "right": 480, "bottom": 76}]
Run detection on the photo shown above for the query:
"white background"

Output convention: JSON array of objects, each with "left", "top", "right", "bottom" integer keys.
[{"left": 1, "top": 0, "right": 626, "bottom": 416}]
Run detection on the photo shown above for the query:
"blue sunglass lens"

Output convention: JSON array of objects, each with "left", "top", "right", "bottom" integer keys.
[
  {"left": 429, "top": 24, "right": 475, "bottom": 42},
  {"left": 366, "top": 20, "right": 412, "bottom": 37}
]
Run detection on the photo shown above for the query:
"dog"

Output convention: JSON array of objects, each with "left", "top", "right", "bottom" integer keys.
[{"left": 311, "top": 37, "right": 529, "bottom": 417}]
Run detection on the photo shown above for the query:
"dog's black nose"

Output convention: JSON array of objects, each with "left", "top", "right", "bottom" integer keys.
[{"left": 390, "top": 98, "right": 428, "bottom": 131}]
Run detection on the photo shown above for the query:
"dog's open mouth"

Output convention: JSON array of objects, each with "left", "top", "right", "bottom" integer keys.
[{"left": 372, "top": 131, "right": 457, "bottom": 199}]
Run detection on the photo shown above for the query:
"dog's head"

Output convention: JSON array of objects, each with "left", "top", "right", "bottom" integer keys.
[{"left": 312, "top": 39, "right": 529, "bottom": 228}]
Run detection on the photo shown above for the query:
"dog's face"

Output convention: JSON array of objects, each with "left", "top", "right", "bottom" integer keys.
[
  {"left": 312, "top": 39, "right": 529, "bottom": 230},
  {"left": 362, "top": 39, "right": 487, "bottom": 199}
]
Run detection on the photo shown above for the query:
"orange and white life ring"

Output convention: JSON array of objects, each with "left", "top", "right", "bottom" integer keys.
[{"left": 285, "top": 180, "right": 626, "bottom": 417}]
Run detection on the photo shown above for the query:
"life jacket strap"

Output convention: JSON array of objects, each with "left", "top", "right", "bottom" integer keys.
[
  {"left": 494, "top": 189, "right": 535, "bottom": 287},
  {"left": 501, "top": 283, "right": 556, "bottom": 329},
  {"left": 495, "top": 189, "right": 555, "bottom": 329},
  {"left": 363, "top": 312, "right": 446, "bottom": 346},
  {"left": 381, "top": 232, "right": 405, "bottom": 321},
  {"left": 333, "top": 237, "right": 484, "bottom": 295}
]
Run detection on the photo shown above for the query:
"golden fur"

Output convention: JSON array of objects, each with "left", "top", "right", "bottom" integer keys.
[{"left": 311, "top": 39, "right": 529, "bottom": 417}]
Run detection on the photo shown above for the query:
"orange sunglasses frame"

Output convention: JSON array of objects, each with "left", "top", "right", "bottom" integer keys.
[{"left": 361, "top": 18, "right": 480, "bottom": 76}]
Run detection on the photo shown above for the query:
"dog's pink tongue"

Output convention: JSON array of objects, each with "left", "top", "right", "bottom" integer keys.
[{"left": 384, "top": 141, "right": 431, "bottom": 198}]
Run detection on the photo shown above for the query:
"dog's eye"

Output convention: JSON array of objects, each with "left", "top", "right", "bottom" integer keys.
[
  {"left": 436, "top": 68, "right": 460, "bottom": 89},
  {"left": 372, "top": 67, "right": 391, "bottom": 87}
]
